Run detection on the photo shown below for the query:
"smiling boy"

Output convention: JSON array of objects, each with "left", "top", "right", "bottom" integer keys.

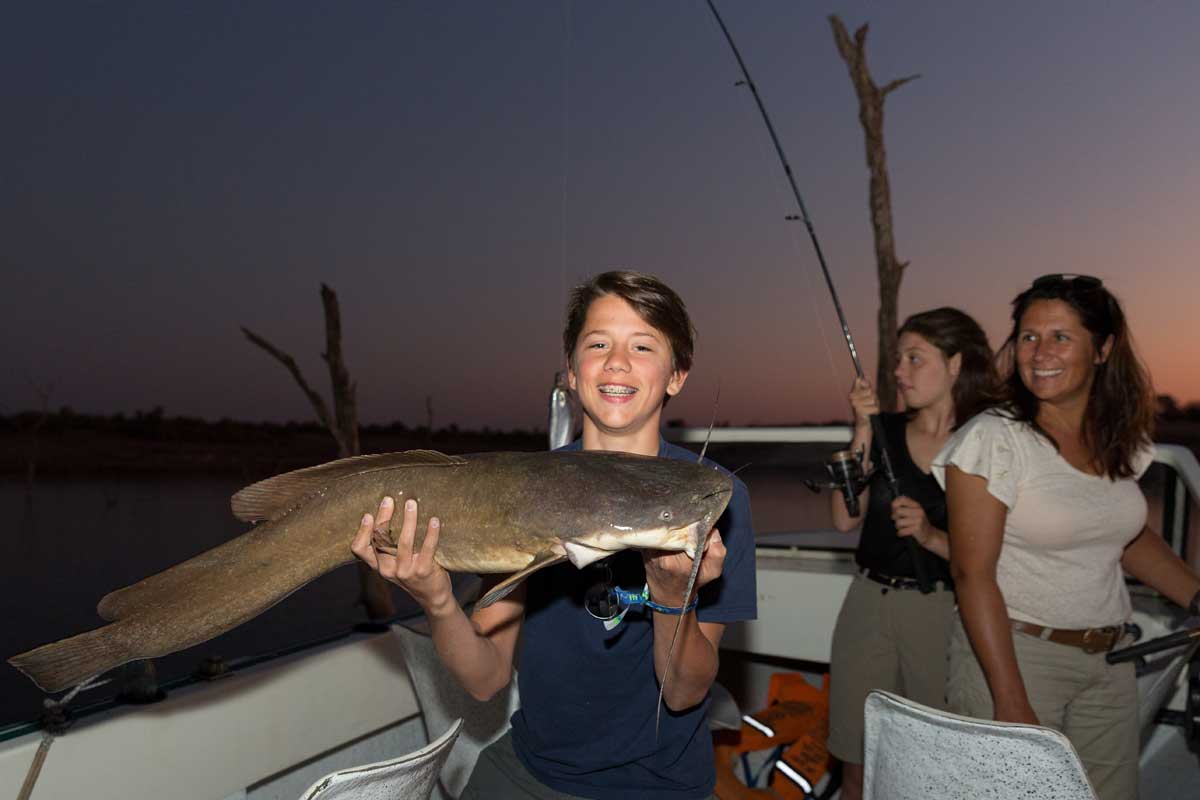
[{"left": 353, "top": 270, "right": 756, "bottom": 798}]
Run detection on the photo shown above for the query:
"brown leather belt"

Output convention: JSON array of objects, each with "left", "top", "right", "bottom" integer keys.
[{"left": 1011, "top": 620, "right": 1123, "bottom": 654}]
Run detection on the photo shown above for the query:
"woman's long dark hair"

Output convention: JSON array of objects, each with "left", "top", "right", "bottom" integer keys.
[
  {"left": 899, "top": 308, "right": 1000, "bottom": 427},
  {"left": 1000, "top": 278, "right": 1154, "bottom": 479}
]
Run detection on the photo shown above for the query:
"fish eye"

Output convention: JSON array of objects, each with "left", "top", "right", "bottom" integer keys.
[{"left": 660, "top": 510, "right": 673, "bottom": 522}]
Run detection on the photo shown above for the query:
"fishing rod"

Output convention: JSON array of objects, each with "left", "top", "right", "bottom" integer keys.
[{"left": 705, "top": 0, "right": 932, "bottom": 592}]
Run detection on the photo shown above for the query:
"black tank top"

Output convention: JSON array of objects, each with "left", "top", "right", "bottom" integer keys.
[{"left": 854, "top": 412, "right": 953, "bottom": 584}]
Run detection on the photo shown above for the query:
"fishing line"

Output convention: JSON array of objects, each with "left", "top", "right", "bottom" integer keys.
[
  {"left": 704, "top": 9, "right": 847, "bottom": 410},
  {"left": 559, "top": 0, "right": 573, "bottom": 308},
  {"left": 704, "top": 0, "right": 932, "bottom": 590}
]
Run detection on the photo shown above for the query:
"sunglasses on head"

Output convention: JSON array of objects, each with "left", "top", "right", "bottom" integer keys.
[
  {"left": 584, "top": 562, "right": 621, "bottom": 621},
  {"left": 1031, "top": 274, "right": 1104, "bottom": 291}
]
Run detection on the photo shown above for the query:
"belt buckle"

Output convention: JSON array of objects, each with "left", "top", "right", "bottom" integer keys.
[{"left": 1081, "top": 626, "right": 1117, "bottom": 654}]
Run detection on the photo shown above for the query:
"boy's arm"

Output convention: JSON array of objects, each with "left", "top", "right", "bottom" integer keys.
[{"left": 352, "top": 498, "right": 524, "bottom": 702}]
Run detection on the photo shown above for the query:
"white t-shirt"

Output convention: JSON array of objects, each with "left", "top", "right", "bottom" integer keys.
[{"left": 932, "top": 411, "right": 1153, "bottom": 629}]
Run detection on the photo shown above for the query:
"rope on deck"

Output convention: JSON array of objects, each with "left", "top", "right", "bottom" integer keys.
[{"left": 17, "top": 676, "right": 108, "bottom": 800}]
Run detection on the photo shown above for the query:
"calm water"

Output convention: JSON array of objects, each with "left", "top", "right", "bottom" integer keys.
[
  {"left": 1, "top": 476, "right": 421, "bottom": 727},
  {"left": 2, "top": 445, "right": 1191, "bottom": 729}
]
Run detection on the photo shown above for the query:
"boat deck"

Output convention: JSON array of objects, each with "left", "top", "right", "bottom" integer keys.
[{"left": 3, "top": 429, "right": 1198, "bottom": 797}]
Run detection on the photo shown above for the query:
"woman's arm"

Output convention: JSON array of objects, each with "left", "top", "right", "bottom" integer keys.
[
  {"left": 1121, "top": 524, "right": 1200, "bottom": 610},
  {"left": 351, "top": 497, "right": 523, "bottom": 702},
  {"left": 946, "top": 466, "right": 1038, "bottom": 724}
]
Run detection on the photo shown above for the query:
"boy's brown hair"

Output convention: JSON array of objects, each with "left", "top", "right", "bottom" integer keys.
[{"left": 562, "top": 270, "right": 695, "bottom": 374}]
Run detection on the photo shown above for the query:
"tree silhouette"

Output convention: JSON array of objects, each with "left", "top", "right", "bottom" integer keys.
[
  {"left": 830, "top": 15, "right": 919, "bottom": 410},
  {"left": 243, "top": 284, "right": 394, "bottom": 620}
]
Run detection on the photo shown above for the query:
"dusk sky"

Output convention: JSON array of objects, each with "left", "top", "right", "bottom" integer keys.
[{"left": 4, "top": 2, "right": 1198, "bottom": 431}]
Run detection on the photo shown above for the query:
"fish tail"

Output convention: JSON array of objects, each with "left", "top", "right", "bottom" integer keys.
[{"left": 9, "top": 622, "right": 135, "bottom": 695}]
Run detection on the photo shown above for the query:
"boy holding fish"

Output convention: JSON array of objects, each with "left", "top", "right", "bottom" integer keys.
[{"left": 352, "top": 270, "right": 757, "bottom": 799}]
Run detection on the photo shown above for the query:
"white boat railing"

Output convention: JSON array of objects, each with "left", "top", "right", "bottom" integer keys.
[
  {"left": 665, "top": 425, "right": 856, "bottom": 445},
  {"left": 665, "top": 426, "right": 1200, "bottom": 564}
]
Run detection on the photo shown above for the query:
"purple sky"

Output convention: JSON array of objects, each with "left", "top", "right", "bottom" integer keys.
[{"left": 3, "top": 2, "right": 1198, "bottom": 430}]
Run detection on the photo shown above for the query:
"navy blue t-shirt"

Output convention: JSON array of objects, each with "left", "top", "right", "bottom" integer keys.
[{"left": 509, "top": 439, "right": 757, "bottom": 799}]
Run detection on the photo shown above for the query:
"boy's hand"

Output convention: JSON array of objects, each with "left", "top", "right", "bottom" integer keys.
[
  {"left": 351, "top": 496, "right": 455, "bottom": 615},
  {"left": 642, "top": 530, "right": 726, "bottom": 608}
]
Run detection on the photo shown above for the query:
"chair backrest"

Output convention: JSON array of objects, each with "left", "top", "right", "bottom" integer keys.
[
  {"left": 707, "top": 680, "right": 743, "bottom": 731},
  {"left": 298, "top": 718, "right": 463, "bottom": 800},
  {"left": 392, "top": 622, "right": 521, "bottom": 798},
  {"left": 862, "top": 690, "right": 1096, "bottom": 800}
]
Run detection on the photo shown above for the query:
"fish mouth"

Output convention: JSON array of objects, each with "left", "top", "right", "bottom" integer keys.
[{"left": 562, "top": 520, "right": 709, "bottom": 568}]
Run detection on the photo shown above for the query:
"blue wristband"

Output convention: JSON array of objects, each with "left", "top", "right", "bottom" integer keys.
[
  {"left": 607, "top": 584, "right": 698, "bottom": 616},
  {"left": 644, "top": 596, "right": 699, "bottom": 615}
]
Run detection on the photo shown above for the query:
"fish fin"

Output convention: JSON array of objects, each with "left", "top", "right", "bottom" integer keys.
[
  {"left": 657, "top": 526, "right": 709, "bottom": 739},
  {"left": 9, "top": 623, "right": 136, "bottom": 694},
  {"left": 475, "top": 550, "right": 567, "bottom": 609},
  {"left": 231, "top": 450, "right": 466, "bottom": 522}
]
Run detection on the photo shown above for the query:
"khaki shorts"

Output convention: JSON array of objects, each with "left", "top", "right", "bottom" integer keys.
[
  {"left": 826, "top": 572, "right": 956, "bottom": 764},
  {"left": 462, "top": 731, "right": 717, "bottom": 800},
  {"left": 947, "top": 615, "right": 1138, "bottom": 800}
]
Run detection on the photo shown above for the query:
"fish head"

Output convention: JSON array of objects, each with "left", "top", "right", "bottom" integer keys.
[{"left": 557, "top": 452, "right": 733, "bottom": 568}]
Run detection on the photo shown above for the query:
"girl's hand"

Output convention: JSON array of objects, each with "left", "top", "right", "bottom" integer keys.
[
  {"left": 891, "top": 496, "right": 934, "bottom": 546},
  {"left": 848, "top": 377, "right": 880, "bottom": 428}
]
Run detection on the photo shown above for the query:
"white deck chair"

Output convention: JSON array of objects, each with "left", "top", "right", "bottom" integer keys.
[
  {"left": 707, "top": 680, "right": 743, "bottom": 731},
  {"left": 298, "top": 718, "right": 463, "bottom": 800},
  {"left": 392, "top": 622, "right": 520, "bottom": 798},
  {"left": 862, "top": 690, "right": 1097, "bottom": 800}
]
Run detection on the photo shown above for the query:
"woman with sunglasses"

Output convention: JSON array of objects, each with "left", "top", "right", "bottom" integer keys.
[
  {"left": 934, "top": 275, "right": 1200, "bottom": 799},
  {"left": 825, "top": 308, "right": 998, "bottom": 800},
  {"left": 351, "top": 270, "right": 756, "bottom": 799}
]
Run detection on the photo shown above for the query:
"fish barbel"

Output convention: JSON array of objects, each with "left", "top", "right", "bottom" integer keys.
[{"left": 10, "top": 449, "right": 732, "bottom": 694}]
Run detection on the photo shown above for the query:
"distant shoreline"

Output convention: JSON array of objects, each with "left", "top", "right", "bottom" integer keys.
[
  {"left": 4, "top": 410, "right": 1197, "bottom": 479},
  {"left": 0, "top": 409, "right": 558, "bottom": 478}
]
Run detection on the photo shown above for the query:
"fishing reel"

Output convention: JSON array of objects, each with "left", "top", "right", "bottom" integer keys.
[{"left": 804, "top": 448, "right": 873, "bottom": 518}]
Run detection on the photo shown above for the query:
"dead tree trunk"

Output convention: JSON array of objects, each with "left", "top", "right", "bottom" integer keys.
[
  {"left": 424, "top": 394, "right": 435, "bottom": 448},
  {"left": 25, "top": 382, "right": 52, "bottom": 501},
  {"left": 829, "top": 15, "right": 919, "bottom": 411},
  {"left": 319, "top": 284, "right": 360, "bottom": 457},
  {"left": 243, "top": 284, "right": 395, "bottom": 621}
]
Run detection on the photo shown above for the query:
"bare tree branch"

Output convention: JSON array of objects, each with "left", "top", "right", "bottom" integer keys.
[
  {"left": 829, "top": 13, "right": 918, "bottom": 411},
  {"left": 881, "top": 74, "right": 921, "bottom": 97},
  {"left": 242, "top": 287, "right": 394, "bottom": 619},
  {"left": 241, "top": 326, "right": 347, "bottom": 452}
]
